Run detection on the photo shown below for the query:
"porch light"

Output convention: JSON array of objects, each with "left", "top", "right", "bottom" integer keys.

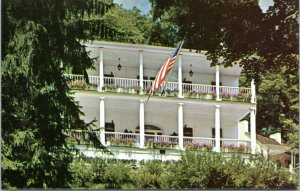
[
  {"left": 189, "top": 64, "right": 193, "bottom": 77},
  {"left": 117, "top": 58, "right": 122, "bottom": 71}
]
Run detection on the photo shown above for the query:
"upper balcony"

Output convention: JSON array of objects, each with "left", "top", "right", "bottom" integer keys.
[
  {"left": 65, "top": 41, "right": 256, "bottom": 103},
  {"left": 65, "top": 74, "right": 254, "bottom": 103}
]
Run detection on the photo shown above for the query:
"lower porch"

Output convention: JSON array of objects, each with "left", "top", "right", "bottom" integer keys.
[{"left": 64, "top": 130, "right": 251, "bottom": 154}]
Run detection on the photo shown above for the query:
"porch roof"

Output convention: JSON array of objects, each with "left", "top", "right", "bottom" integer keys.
[{"left": 85, "top": 41, "right": 242, "bottom": 76}]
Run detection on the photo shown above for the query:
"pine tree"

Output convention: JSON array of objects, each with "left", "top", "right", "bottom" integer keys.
[{"left": 1, "top": 0, "right": 114, "bottom": 188}]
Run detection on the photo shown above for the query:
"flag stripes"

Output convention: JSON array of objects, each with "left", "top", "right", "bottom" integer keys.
[{"left": 147, "top": 41, "right": 184, "bottom": 103}]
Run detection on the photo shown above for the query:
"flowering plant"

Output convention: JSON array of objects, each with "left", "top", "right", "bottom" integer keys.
[
  {"left": 221, "top": 144, "right": 250, "bottom": 153},
  {"left": 107, "top": 137, "right": 135, "bottom": 147},
  {"left": 68, "top": 80, "right": 87, "bottom": 89},
  {"left": 184, "top": 142, "right": 213, "bottom": 151}
]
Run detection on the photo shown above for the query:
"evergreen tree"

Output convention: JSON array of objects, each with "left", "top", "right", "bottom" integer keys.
[{"left": 1, "top": 0, "right": 113, "bottom": 188}]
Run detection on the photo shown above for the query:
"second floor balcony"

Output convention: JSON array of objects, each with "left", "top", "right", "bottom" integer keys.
[{"left": 65, "top": 74, "right": 254, "bottom": 103}]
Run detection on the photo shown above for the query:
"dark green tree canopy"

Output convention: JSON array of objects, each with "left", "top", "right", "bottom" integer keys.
[
  {"left": 150, "top": 0, "right": 299, "bottom": 147},
  {"left": 1, "top": 0, "right": 114, "bottom": 188}
]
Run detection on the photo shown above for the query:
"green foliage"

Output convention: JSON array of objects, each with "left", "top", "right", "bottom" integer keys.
[
  {"left": 132, "top": 160, "right": 165, "bottom": 189},
  {"left": 101, "top": 5, "right": 152, "bottom": 44},
  {"left": 69, "top": 153, "right": 296, "bottom": 189},
  {"left": 102, "top": 160, "right": 133, "bottom": 188},
  {"left": 1, "top": 0, "right": 112, "bottom": 188},
  {"left": 150, "top": 0, "right": 299, "bottom": 147},
  {"left": 70, "top": 159, "right": 95, "bottom": 188}
]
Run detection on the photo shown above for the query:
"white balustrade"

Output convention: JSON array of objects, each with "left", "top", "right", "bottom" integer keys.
[
  {"left": 63, "top": 129, "right": 251, "bottom": 153},
  {"left": 105, "top": 132, "right": 140, "bottom": 147},
  {"left": 64, "top": 74, "right": 85, "bottom": 82},
  {"left": 221, "top": 138, "right": 251, "bottom": 153},
  {"left": 88, "top": 75, "right": 100, "bottom": 86},
  {"left": 144, "top": 134, "right": 178, "bottom": 144},
  {"left": 220, "top": 86, "right": 251, "bottom": 97},
  {"left": 182, "top": 83, "right": 215, "bottom": 94},
  {"left": 63, "top": 74, "right": 252, "bottom": 102},
  {"left": 183, "top": 137, "right": 215, "bottom": 147},
  {"left": 103, "top": 77, "right": 139, "bottom": 89}
]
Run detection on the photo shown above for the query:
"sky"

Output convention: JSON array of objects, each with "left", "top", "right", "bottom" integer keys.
[
  {"left": 113, "top": 0, "right": 274, "bottom": 15},
  {"left": 113, "top": 0, "right": 152, "bottom": 15}
]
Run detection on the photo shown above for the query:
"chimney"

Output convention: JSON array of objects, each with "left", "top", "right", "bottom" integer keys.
[{"left": 269, "top": 132, "right": 281, "bottom": 144}]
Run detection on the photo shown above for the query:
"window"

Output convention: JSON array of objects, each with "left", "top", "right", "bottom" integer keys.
[
  {"left": 212, "top": 128, "right": 223, "bottom": 138},
  {"left": 184, "top": 126, "right": 193, "bottom": 137}
]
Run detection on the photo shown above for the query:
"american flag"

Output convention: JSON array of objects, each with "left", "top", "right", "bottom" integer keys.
[{"left": 147, "top": 41, "right": 184, "bottom": 102}]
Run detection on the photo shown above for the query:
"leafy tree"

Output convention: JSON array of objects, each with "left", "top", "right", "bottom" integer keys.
[
  {"left": 100, "top": 5, "right": 152, "bottom": 44},
  {"left": 1, "top": 0, "right": 112, "bottom": 188},
  {"left": 150, "top": 0, "right": 299, "bottom": 147}
]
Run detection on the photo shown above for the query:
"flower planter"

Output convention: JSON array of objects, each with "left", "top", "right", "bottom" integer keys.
[
  {"left": 145, "top": 143, "right": 154, "bottom": 148},
  {"left": 198, "top": 94, "right": 205, "bottom": 99},
  {"left": 183, "top": 92, "right": 189, "bottom": 98},
  {"left": 190, "top": 94, "right": 198, "bottom": 99},
  {"left": 167, "top": 92, "right": 176, "bottom": 97},
  {"left": 116, "top": 87, "right": 124, "bottom": 93},
  {"left": 128, "top": 88, "right": 136, "bottom": 94},
  {"left": 205, "top": 94, "right": 213, "bottom": 100}
]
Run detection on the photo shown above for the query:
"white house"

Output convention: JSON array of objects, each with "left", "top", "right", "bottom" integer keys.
[{"left": 64, "top": 41, "right": 257, "bottom": 160}]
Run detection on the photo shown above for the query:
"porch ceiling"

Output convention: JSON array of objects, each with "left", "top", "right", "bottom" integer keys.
[
  {"left": 74, "top": 91, "right": 251, "bottom": 128},
  {"left": 85, "top": 41, "right": 242, "bottom": 76}
]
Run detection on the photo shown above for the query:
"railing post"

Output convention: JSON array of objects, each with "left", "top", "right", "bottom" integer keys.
[
  {"left": 215, "top": 105, "right": 221, "bottom": 152},
  {"left": 139, "top": 100, "right": 145, "bottom": 148},
  {"left": 139, "top": 50, "right": 144, "bottom": 95},
  {"left": 178, "top": 54, "right": 183, "bottom": 98},
  {"left": 216, "top": 65, "right": 221, "bottom": 101},
  {"left": 99, "top": 97, "right": 106, "bottom": 146},
  {"left": 250, "top": 106, "right": 256, "bottom": 154},
  {"left": 178, "top": 103, "right": 184, "bottom": 149},
  {"left": 98, "top": 47, "right": 104, "bottom": 92},
  {"left": 251, "top": 79, "right": 256, "bottom": 103}
]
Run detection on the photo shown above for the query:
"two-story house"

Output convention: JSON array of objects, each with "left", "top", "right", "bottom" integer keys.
[{"left": 64, "top": 41, "right": 257, "bottom": 160}]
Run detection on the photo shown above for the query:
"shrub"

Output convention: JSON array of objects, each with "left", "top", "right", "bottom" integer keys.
[
  {"left": 69, "top": 159, "right": 94, "bottom": 188},
  {"left": 102, "top": 161, "right": 133, "bottom": 189},
  {"left": 133, "top": 160, "right": 165, "bottom": 189}
]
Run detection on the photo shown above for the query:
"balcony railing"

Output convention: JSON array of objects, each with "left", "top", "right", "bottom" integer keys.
[
  {"left": 64, "top": 129, "right": 251, "bottom": 154},
  {"left": 64, "top": 74, "right": 252, "bottom": 102},
  {"left": 105, "top": 132, "right": 140, "bottom": 147}
]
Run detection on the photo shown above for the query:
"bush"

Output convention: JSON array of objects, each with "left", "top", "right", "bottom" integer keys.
[
  {"left": 69, "top": 153, "right": 297, "bottom": 189},
  {"left": 69, "top": 159, "right": 94, "bottom": 188},
  {"left": 102, "top": 161, "right": 133, "bottom": 189},
  {"left": 133, "top": 160, "right": 165, "bottom": 189}
]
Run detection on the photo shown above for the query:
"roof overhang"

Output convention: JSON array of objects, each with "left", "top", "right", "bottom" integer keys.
[{"left": 84, "top": 41, "right": 243, "bottom": 76}]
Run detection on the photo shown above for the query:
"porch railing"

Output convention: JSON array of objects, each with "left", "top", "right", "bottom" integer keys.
[
  {"left": 183, "top": 137, "right": 215, "bottom": 148},
  {"left": 105, "top": 132, "right": 140, "bottom": 147},
  {"left": 64, "top": 74, "right": 252, "bottom": 102},
  {"left": 221, "top": 138, "right": 251, "bottom": 153},
  {"left": 63, "top": 129, "right": 251, "bottom": 154}
]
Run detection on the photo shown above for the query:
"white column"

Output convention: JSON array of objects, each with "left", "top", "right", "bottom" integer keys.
[
  {"left": 178, "top": 54, "right": 183, "bottom": 98},
  {"left": 250, "top": 106, "right": 256, "bottom": 154},
  {"left": 98, "top": 47, "right": 104, "bottom": 92},
  {"left": 139, "top": 50, "right": 144, "bottom": 95},
  {"left": 216, "top": 65, "right": 220, "bottom": 101},
  {"left": 139, "top": 100, "right": 145, "bottom": 148},
  {"left": 178, "top": 103, "right": 184, "bottom": 149},
  {"left": 251, "top": 79, "right": 256, "bottom": 103},
  {"left": 215, "top": 105, "right": 221, "bottom": 152},
  {"left": 99, "top": 97, "right": 106, "bottom": 145}
]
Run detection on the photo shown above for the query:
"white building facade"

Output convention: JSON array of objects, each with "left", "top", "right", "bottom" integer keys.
[{"left": 65, "top": 41, "right": 257, "bottom": 160}]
